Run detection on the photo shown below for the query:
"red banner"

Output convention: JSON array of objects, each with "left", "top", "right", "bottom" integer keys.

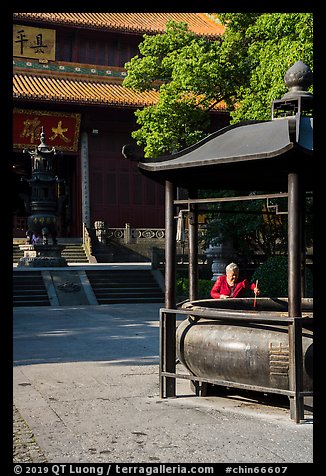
[{"left": 13, "top": 109, "right": 81, "bottom": 152}]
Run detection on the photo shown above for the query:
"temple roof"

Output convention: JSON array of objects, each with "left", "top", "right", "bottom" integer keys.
[
  {"left": 13, "top": 13, "right": 226, "bottom": 108},
  {"left": 12, "top": 13, "right": 224, "bottom": 37},
  {"left": 13, "top": 71, "right": 160, "bottom": 108},
  {"left": 13, "top": 60, "right": 227, "bottom": 110}
]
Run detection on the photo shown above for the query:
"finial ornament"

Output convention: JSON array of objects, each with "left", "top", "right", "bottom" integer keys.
[
  {"left": 37, "top": 128, "right": 56, "bottom": 154},
  {"left": 282, "top": 60, "right": 313, "bottom": 100}
]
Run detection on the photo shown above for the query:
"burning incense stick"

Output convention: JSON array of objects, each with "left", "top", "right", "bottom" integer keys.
[{"left": 253, "top": 280, "right": 258, "bottom": 308}]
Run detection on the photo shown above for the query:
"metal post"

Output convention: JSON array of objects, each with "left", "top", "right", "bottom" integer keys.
[
  {"left": 300, "top": 190, "right": 306, "bottom": 297},
  {"left": 124, "top": 223, "right": 131, "bottom": 244},
  {"left": 288, "top": 172, "right": 304, "bottom": 422},
  {"left": 162, "top": 180, "right": 176, "bottom": 397},
  {"left": 288, "top": 173, "right": 302, "bottom": 317},
  {"left": 159, "top": 308, "right": 165, "bottom": 398},
  {"left": 188, "top": 188, "right": 198, "bottom": 301}
]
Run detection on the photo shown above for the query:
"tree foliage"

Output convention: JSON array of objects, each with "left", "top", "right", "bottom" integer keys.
[
  {"left": 201, "top": 190, "right": 289, "bottom": 259},
  {"left": 252, "top": 256, "right": 313, "bottom": 297},
  {"left": 123, "top": 14, "right": 313, "bottom": 260},
  {"left": 123, "top": 13, "right": 313, "bottom": 157},
  {"left": 201, "top": 189, "right": 313, "bottom": 260},
  {"left": 219, "top": 13, "right": 313, "bottom": 122}
]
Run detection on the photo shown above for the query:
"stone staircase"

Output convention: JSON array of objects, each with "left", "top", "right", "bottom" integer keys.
[
  {"left": 85, "top": 269, "right": 163, "bottom": 304},
  {"left": 12, "top": 268, "right": 164, "bottom": 307},
  {"left": 60, "top": 243, "right": 89, "bottom": 263},
  {"left": 13, "top": 242, "right": 89, "bottom": 264},
  {"left": 13, "top": 271, "right": 51, "bottom": 307},
  {"left": 13, "top": 244, "right": 23, "bottom": 263}
]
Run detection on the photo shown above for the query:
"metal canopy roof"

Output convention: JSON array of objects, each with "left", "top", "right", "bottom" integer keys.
[{"left": 137, "top": 115, "right": 313, "bottom": 190}]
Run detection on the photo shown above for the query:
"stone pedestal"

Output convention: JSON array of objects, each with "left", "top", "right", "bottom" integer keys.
[
  {"left": 18, "top": 244, "right": 67, "bottom": 267},
  {"left": 205, "top": 240, "right": 234, "bottom": 281}
]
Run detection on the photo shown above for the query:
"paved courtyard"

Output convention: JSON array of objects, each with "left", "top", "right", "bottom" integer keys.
[{"left": 13, "top": 303, "right": 314, "bottom": 465}]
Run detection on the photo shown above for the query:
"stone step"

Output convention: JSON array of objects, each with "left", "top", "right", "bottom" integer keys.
[
  {"left": 94, "top": 297, "right": 163, "bottom": 304},
  {"left": 88, "top": 279, "right": 158, "bottom": 285},
  {"left": 14, "top": 301, "right": 51, "bottom": 307},
  {"left": 85, "top": 270, "right": 163, "bottom": 305},
  {"left": 94, "top": 290, "right": 163, "bottom": 298},
  {"left": 13, "top": 243, "right": 89, "bottom": 263},
  {"left": 92, "top": 285, "right": 161, "bottom": 291},
  {"left": 13, "top": 271, "right": 50, "bottom": 306},
  {"left": 14, "top": 294, "right": 50, "bottom": 301}
]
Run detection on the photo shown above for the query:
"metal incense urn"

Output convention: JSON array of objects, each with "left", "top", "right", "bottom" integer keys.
[
  {"left": 18, "top": 129, "right": 67, "bottom": 267},
  {"left": 176, "top": 298, "right": 313, "bottom": 393}
]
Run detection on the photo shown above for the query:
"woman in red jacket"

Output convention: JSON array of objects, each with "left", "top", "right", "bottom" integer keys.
[{"left": 210, "top": 262, "right": 260, "bottom": 299}]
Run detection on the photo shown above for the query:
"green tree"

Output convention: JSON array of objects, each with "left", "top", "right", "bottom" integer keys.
[
  {"left": 123, "top": 14, "right": 313, "bottom": 262},
  {"left": 219, "top": 13, "right": 313, "bottom": 122},
  {"left": 123, "top": 13, "right": 313, "bottom": 157},
  {"left": 123, "top": 19, "right": 244, "bottom": 157},
  {"left": 252, "top": 256, "right": 313, "bottom": 297},
  {"left": 202, "top": 191, "right": 289, "bottom": 258}
]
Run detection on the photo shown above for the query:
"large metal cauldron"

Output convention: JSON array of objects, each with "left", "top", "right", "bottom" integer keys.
[{"left": 176, "top": 298, "right": 313, "bottom": 392}]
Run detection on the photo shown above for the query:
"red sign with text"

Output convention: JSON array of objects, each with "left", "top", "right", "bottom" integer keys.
[{"left": 13, "top": 109, "right": 81, "bottom": 152}]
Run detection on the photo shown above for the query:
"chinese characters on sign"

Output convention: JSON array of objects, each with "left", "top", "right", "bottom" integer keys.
[
  {"left": 13, "top": 109, "right": 81, "bottom": 152},
  {"left": 81, "top": 132, "right": 90, "bottom": 227},
  {"left": 13, "top": 24, "right": 56, "bottom": 61}
]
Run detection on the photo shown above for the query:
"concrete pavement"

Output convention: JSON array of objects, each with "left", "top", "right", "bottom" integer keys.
[{"left": 13, "top": 303, "right": 313, "bottom": 464}]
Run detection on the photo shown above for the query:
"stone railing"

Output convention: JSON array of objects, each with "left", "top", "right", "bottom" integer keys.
[
  {"left": 94, "top": 221, "right": 165, "bottom": 245},
  {"left": 82, "top": 222, "right": 97, "bottom": 263},
  {"left": 93, "top": 221, "right": 208, "bottom": 245}
]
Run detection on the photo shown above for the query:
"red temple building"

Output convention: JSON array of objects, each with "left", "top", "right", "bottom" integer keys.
[{"left": 13, "top": 13, "right": 229, "bottom": 239}]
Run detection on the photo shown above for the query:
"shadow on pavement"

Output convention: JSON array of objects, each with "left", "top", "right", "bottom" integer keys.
[{"left": 13, "top": 303, "right": 163, "bottom": 366}]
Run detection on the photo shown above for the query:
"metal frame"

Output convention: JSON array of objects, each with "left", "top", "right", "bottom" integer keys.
[
  {"left": 161, "top": 174, "right": 312, "bottom": 423},
  {"left": 159, "top": 307, "right": 312, "bottom": 423},
  {"left": 173, "top": 192, "right": 289, "bottom": 206}
]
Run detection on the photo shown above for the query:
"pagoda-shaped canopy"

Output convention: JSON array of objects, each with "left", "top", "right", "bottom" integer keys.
[{"left": 138, "top": 115, "right": 312, "bottom": 190}]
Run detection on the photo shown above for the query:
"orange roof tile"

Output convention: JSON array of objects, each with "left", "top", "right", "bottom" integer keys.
[
  {"left": 13, "top": 72, "right": 227, "bottom": 111},
  {"left": 13, "top": 12, "right": 224, "bottom": 37},
  {"left": 13, "top": 73, "right": 160, "bottom": 107}
]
